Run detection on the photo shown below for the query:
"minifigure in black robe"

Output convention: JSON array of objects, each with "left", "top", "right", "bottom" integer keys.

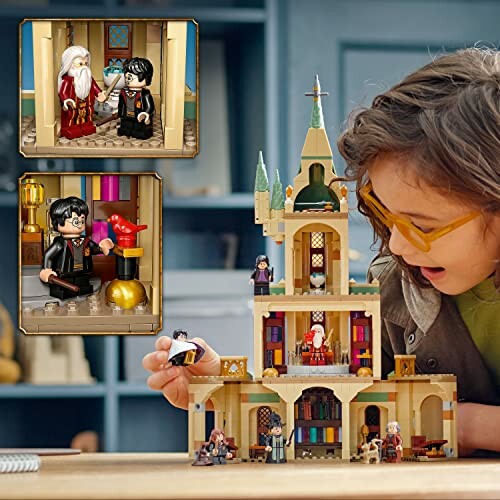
[
  {"left": 118, "top": 58, "right": 155, "bottom": 140},
  {"left": 265, "top": 412, "right": 288, "bottom": 464}
]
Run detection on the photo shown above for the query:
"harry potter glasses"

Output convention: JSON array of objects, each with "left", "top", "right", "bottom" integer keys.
[{"left": 70, "top": 216, "right": 86, "bottom": 228}]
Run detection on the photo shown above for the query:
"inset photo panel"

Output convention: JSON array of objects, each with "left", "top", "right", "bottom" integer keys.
[
  {"left": 19, "top": 172, "right": 162, "bottom": 334},
  {"left": 20, "top": 19, "right": 198, "bottom": 157}
]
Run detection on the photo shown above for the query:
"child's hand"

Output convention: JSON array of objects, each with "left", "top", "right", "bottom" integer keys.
[
  {"left": 143, "top": 336, "right": 220, "bottom": 410},
  {"left": 458, "top": 402, "right": 500, "bottom": 456}
]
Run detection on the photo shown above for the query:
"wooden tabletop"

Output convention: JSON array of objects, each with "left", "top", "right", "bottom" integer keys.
[{"left": 0, "top": 453, "right": 499, "bottom": 499}]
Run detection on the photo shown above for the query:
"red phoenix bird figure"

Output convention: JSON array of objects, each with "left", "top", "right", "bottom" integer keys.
[{"left": 108, "top": 214, "right": 148, "bottom": 248}]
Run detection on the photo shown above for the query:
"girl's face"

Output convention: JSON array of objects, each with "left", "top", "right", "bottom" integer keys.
[{"left": 369, "top": 154, "right": 499, "bottom": 295}]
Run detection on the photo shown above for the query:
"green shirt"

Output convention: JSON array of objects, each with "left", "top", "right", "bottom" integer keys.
[{"left": 452, "top": 276, "right": 500, "bottom": 389}]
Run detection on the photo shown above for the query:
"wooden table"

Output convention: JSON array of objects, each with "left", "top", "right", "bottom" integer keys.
[{"left": 0, "top": 453, "right": 499, "bottom": 499}]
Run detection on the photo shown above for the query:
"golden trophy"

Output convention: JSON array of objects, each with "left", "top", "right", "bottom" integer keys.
[
  {"left": 21, "top": 178, "right": 45, "bottom": 233},
  {"left": 20, "top": 178, "right": 45, "bottom": 265}
]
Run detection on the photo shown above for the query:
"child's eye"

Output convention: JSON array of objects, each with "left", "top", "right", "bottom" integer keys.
[{"left": 413, "top": 223, "right": 434, "bottom": 233}]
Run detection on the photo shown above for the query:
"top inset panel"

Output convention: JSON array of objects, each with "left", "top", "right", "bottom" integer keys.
[{"left": 20, "top": 19, "right": 198, "bottom": 158}]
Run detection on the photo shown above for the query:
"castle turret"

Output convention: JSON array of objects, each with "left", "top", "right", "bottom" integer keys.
[
  {"left": 254, "top": 152, "right": 285, "bottom": 243},
  {"left": 291, "top": 75, "right": 341, "bottom": 211},
  {"left": 310, "top": 74, "right": 325, "bottom": 129},
  {"left": 254, "top": 151, "right": 270, "bottom": 226},
  {"left": 270, "top": 169, "right": 284, "bottom": 211},
  {"left": 269, "top": 169, "right": 285, "bottom": 244}
]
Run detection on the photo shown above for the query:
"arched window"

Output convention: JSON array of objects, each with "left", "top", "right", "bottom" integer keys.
[
  {"left": 365, "top": 405, "right": 380, "bottom": 441},
  {"left": 257, "top": 406, "right": 272, "bottom": 445}
]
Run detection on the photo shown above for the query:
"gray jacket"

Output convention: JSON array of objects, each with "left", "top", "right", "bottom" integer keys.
[{"left": 368, "top": 255, "right": 499, "bottom": 405}]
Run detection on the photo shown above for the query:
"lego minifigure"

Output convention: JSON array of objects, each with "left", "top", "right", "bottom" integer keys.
[
  {"left": 304, "top": 324, "right": 328, "bottom": 365},
  {"left": 58, "top": 46, "right": 108, "bottom": 139},
  {"left": 39, "top": 197, "right": 114, "bottom": 300},
  {"left": 167, "top": 329, "right": 206, "bottom": 367},
  {"left": 382, "top": 421, "right": 403, "bottom": 463},
  {"left": 265, "top": 412, "right": 290, "bottom": 464},
  {"left": 249, "top": 255, "right": 273, "bottom": 295},
  {"left": 117, "top": 58, "right": 155, "bottom": 140},
  {"left": 206, "top": 429, "right": 233, "bottom": 465}
]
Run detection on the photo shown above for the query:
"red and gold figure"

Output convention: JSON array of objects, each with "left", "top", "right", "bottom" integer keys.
[
  {"left": 304, "top": 324, "right": 327, "bottom": 365},
  {"left": 57, "top": 46, "right": 107, "bottom": 139}
]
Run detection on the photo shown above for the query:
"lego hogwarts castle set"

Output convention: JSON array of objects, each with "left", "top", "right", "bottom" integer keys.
[{"left": 187, "top": 77, "right": 458, "bottom": 463}]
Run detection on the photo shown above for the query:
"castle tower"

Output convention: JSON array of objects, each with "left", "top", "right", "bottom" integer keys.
[{"left": 253, "top": 76, "right": 381, "bottom": 383}]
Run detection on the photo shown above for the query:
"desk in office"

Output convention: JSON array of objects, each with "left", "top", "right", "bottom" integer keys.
[{"left": 0, "top": 453, "right": 499, "bottom": 499}]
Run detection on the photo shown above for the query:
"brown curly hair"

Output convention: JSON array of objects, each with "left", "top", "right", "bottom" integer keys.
[{"left": 337, "top": 47, "right": 500, "bottom": 287}]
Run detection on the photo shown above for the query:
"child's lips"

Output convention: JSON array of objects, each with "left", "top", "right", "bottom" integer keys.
[{"left": 420, "top": 266, "right": 446, "bottom": 281}]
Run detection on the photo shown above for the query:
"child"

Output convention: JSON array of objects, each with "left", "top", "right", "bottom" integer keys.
[
  {"left": 337, "top": 46, "right": 499, "bottom": 456},
  {"left": 143, "top": 48, "right": 499, "bottom": 455}
]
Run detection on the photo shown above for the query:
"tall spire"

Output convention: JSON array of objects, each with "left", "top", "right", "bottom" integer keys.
[
  {"left": 254, "top": 150, "right": 269, "bottom": 192},
  {"left": 305, "top": 75, "right": 328, "bottom": 129},
  {"left": 270, "top": 169, "right": 284, "bottom": 210}
]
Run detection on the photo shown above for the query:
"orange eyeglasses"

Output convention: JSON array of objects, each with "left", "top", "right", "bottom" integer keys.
[{"left": 359, "top": 182, "right": 480, "bottom": 252}]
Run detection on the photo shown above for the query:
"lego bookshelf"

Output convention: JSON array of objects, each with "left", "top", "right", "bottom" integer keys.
[
  {"left": 350, "top": 312, "right": 373, "bottom": 374},
  {"left": 294, "top": 388, "right": 342, "bottom": 459},
  {"left": 263, "top": 312, "right": 286, "bottom": 375}
]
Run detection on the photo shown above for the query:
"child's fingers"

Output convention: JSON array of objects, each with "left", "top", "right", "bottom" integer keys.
[
  {"left": 147, "top": 366, "right": 190, "bottom": 409},
  {"left": 188, "top": 337, "right": 221, "bottom": 376},
  {"left": 155, "top": 335, "right": 172, "bottom": 352},
  {"left": 161, "top": 377, "right": 190, "bottom": 410},
  {"left": 142, "top": 350, "right": 170, "bottom": 373},
  {"left": 147, "top": 365, "right": 183, "bottom": 391}
]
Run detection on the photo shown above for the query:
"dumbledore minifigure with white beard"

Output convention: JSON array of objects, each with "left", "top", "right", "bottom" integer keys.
[{"left": 57, "top": 45, "right": 107, "bottom": 139}]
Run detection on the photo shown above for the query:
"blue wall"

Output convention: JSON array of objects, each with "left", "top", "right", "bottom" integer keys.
[
  {"left": 21, "top": 20, "right": 33, "bottom": 90},
  {"left": 186, "top": 20, "right": 197, "bottom": 93}
]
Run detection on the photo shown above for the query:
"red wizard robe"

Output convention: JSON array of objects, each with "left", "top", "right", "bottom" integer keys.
[{"left": 58, "top": 75, "right": 102, "bottom": 139}]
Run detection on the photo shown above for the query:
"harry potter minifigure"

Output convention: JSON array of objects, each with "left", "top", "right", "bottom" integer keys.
[
  {"left": 39, "top": 197, "right": 114, "bottom": 300},
  {"left": 168, "top": 329, "right": 206, "bottom": 367},
  {"left": 58, "top": 46, "right": 108, "bottom": 139},
  {"left": 249, "top": 255, "right": 273, "bottom": 295},
  {"left": 118, "top": 58, "right": 155, "bottom": 140}
]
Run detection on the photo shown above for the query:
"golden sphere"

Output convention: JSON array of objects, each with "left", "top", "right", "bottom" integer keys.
[
  {"left": 105, "top": 279, "right": 147, "bottom": 309},
  {"left": 357, "top": 366, "right": 373, "bottom": 377},
  {"left": 262, "top": 368, "right": 279, "bottom": 378}
]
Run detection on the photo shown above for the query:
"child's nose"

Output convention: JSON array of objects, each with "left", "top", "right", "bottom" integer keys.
[{"left": 388, "top": 225, "right": 415, "bottom": 256}]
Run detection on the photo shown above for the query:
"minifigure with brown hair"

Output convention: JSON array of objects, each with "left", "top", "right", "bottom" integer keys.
[{"left": 207, "top": 429, "right": 233, "bottom": 465}]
